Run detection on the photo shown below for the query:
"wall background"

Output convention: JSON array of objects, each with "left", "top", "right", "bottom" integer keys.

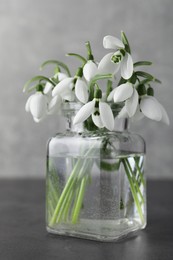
[{"left": 0, "top": 0, "right": 173, "bottom": 178}]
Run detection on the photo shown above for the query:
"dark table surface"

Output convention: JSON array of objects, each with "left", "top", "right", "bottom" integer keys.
[{"left": 0, "top": 179, "right": 173, "bottom": 260}]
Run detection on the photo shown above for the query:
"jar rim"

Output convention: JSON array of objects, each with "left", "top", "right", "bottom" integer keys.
[{"left": 61, "top": 101, "right": 123, "bottom": 113}]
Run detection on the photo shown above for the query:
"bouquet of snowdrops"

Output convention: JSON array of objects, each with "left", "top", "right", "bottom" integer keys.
[{"left": 23, "top": 31, "right": 169, "bottom": 128}]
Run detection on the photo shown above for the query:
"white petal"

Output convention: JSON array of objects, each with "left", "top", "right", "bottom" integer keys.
[
  {"left": 121, "top": 53, "right": 133, "bottom": 80},
  {"left": 48, "top": 95, "right": 61, "bottom": 114},
  {"left": 83, "top": 61, "right": 98, "bottom": 81},
  {"left": 140, "top": 96, "right": 162, "bottom": 121},
  {"left": 73, "top": 100, "right": 95, "bottom": 125},
  {"left": 107, "top": 88, "right": 116, "bottom": 102},
  {"left": 118, "top": 106, "right": 129, "bottom": 118},
  {"left": 113, "top": 82, "right": 133, "bottom": 103},
  {"left": 30, "top": 92, "right": 47, "bottom": 119},
  {"left": 75, "top": 79, "right": 89, "bottom": 103},
  {"left": 43, "top": 82, "right": 53, "bottom": 94},
  {"left": 132, "top": 105, "right": 144, "bottom": 121},
  {"left": 99, "top": 102, "right": 114, "bottom": 131},
  {"left": 103, "top": 35, "right": 125, "bottom": 49},
  {"left": 52, "top": 77, "right": 74, "bottom": 96},
  {"left": 25, "top": 95, "right": 34, "bottom": 112},
  {"left": 33, "top": 115, "right": 46, "bottom": 123},
  {"left": 152, "top": 99, "right": 170, "bottom": 125},
  {"left": 125, "top": 89, "right": 139, "bottom": 117},
  {"left": 57, "top": 72, "right": 68, "bottom": 81},
  {"left": 143, "top": 97, "right": 169, "bottom": 124},
  {"left": 61, "top": 90, "right": 75, "bottom": 101},
  {"left": 159, "top": 104, "right": 170, "bottom": 125},
  {"left": 92, "top": 113, "right": 104, "bottom": 128},
  {"left": 98, "top": 53, "right": 120, "bottom": 74}
]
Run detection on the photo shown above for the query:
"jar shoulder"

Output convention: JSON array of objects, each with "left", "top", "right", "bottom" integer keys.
[{"left": 48, "top": 131, "right": 146, "bottom": 157}]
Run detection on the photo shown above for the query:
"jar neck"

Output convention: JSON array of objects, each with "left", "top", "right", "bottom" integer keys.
[
  {"left": 65, "top": 115, "right": 129, "bottom": 133},
  {"left": 62, "top": 102, "right": 129, "bottom": 133}
]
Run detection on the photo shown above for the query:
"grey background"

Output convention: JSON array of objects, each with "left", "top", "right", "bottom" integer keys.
[{"left": 0, "top": 0, "right": 173, "bottom": 178}]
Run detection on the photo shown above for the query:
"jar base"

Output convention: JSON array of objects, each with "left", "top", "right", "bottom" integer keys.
[{"left": 47, "top": 218, "right": 146, "bottom": 242}]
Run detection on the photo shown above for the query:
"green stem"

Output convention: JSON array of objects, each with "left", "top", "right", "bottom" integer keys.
[
  {"left": 48, "top": 178, "right": 59, "bottom": 206},
  {"left": 49, "top": 161, "right": 80, "bottom": 225},
  {"left": 71, "top": 158, "right": 93, "bottom": 222},
  {"left": 122, "top": 159, "right": 144, "bottom": 223},
  {"left": 56, "top": 184, "right": 77, "bottom": 223},
  {"left": 49, "top": 144, "right": 96, "bottom": 226},
  {"left": 71, "top": 176, "right": 88, "bottom": 224},
  {"left": 125, "top": 159, "right": 144, "bottom": 204},
  {"left": 66, "top": 53, "right": 87, "bottom": 65},
  {"left": 48, "top": 198, "right": 54, "bottom": 217},
  {"left": 134, "top": 157, "right": 145, "bottom": 186},
  {"left": 40, "top": 60, "right": 71, "bottom": 77}
]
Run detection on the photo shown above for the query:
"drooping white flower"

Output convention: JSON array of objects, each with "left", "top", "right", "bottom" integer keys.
[
  {"left": 98, "top": 35, "right": 133, "bottom": 80},
  {"left": 73, "top": 99, "right": 114, "bottom": 131},
  {"left": 52, "top": 77, "right": 74, "bottom": 101},
  {"left": 44, "top": 73, "right": 68, "bottom": 95},
  {"left": 108, "top": 82, "right": 138, "bottom": 118},
  {"left": 25, "top": 92, "right": 48, "bottom": 122},
  {"left": 118, "top": 95, "right": 169, "bottom": 125},
  {"left": 52, "top": 75, "right": 89, "bottom": 103},
  {"left": 108, "top": 82, "right": 133, "bottom": 103},
  {"left": 140, "top": 96, "right": 169, "bottom": 124}
]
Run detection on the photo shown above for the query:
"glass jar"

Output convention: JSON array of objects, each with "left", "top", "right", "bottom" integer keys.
[{"left": 46, "top": 103, "right": 146, "bottom": 242}]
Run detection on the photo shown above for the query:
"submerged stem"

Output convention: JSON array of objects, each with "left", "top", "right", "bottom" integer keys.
[{"left": 122, "top": 159, "right": 144, "bottom": 223}]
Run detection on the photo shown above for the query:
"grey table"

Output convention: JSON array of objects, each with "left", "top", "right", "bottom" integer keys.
[{"left": 0, "top": 179, "right": 173, "bottom": 260}]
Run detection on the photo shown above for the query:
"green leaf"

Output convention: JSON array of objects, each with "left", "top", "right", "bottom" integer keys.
[
  {"left": 23, "top": 75, "right": 55, "bottom": 93},
  {"left": 134, "top": 61, "right": 152, "bottom": 67},
  {"left": 40, "top": 60, "right": 71, "bottom": 77},
  {"left": 66, "top": 53, "right": 87, "bottom": 64},
  {"left": 154, "top": 78, "right": 162, "bottom": 84},
  {"left": 135, "top": 71, "right": 161, "bottom": 83},
  {"left": 135, "top": 71, "right": 153, "bottom": 79},
  {"left": 136, "top": 78, "right": 152, "bottom": 87},
  {"left": 121, "top": 31, "right": 131, "bottom": 54}
]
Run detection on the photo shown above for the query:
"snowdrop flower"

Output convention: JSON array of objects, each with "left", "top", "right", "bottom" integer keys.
[
  {"left": 73, "top": 98, "right": 115, "bottom": 131},
  {"left": 139, "top": 96, "right": 169, "bottom": 124},
  {"left": 52, "top": 77, "right": 75, "bottom": 101},
  {"left": 44, "top": 72, "right": 68, "bottom": 95},
  {"left": 52, "top": 74, "right": 89, "bottom": 104},
  {"left": 98, "top": 35, "right": 133, "bottom": 80},
  {"left": 108, "top": 82, "right": 138, "bottom": 117},
  {"left": 117, "top": 94, "right": 169, "bottom": 125},
  {"left": 25, "top": 92, "right": 48, "bottom": 122}
]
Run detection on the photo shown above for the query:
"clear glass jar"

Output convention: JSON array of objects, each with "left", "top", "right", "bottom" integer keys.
[{"left": 46, "top": 103, "right": 146, "bottom": 242}]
